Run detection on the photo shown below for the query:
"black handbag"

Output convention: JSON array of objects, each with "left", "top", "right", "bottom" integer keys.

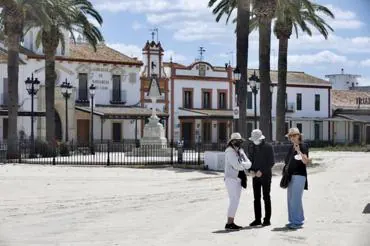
[
  {"left": 280, "top": 149, "right": 294, "bottom": 189},
  {"left": 238, "top": 170, "right": 247, "bottom": 189}
]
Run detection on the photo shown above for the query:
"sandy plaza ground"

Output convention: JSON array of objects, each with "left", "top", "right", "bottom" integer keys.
[{"left": 0, "top": 151, "right": 369, "bottom": 246}]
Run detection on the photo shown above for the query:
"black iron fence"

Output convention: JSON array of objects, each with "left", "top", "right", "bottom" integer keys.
[{"left": 0, "top": 139, "right": 294, "bottom": 167}]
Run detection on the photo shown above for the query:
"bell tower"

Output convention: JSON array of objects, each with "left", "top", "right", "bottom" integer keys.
[{"left": 142, "top": 37, "right": 164, "bottom": 79}]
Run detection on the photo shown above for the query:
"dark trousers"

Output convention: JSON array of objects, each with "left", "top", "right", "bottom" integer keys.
[{"left": 252, "top": 176, "right": 272, "bottom": 222}]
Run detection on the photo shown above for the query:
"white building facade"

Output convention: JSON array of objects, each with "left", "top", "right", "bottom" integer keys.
[{"left": 0, "top": 30, "right": 166, "bottom": 144}]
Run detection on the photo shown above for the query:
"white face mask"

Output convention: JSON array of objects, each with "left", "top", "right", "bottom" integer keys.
[{"left": 253, "top": 140, "right": 261, "bottom": 145}]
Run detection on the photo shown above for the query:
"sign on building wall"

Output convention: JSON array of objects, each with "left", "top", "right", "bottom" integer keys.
[
  {"left": 356, "top": 97, "right": 370, "bottom": 105},
  {"left": 233, "top": 106, "right": 239, "bottom": 119}
]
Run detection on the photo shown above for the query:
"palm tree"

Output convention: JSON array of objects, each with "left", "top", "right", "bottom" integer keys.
[
  {"left": 0, "top": 0, "right": 51, "bottom": 158},
  {"left": 208, "top": 0, "right": 251, "bottom": 139},
  {"left": 273, "top": 1, "right": 334, "bottom": 142},
  {"left": 209, "top": 0, "right": 334, "bottom": 141},
  {"left": 28, "top": 0, "right": 103, "bottom": 145},
  {"left": 253, "top": 0, "right": 276, "bottom": 141}
]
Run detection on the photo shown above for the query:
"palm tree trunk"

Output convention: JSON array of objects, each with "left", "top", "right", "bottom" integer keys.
[
  {"left": 45, "top": 52, "right": 56, "bottom": 145},
  {"left": 276, "top": 37, "right": 288, "bottom": 142},
  {"left": 259, "top": 19, "right": 273, "bottom": 141},
  {"left": 6, "top": 33, "right": 20, "bottom": 159},
  {"left": 236, "top": 0, "right": 250, "bottom": 138}
]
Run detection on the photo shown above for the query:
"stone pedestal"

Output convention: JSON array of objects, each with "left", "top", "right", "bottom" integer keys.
[
  {"left": 129, "top": 115, "right": 171, "bottom": 157},
  {"left": 140, "top": 115, "right": 167, "bottom": 147}
]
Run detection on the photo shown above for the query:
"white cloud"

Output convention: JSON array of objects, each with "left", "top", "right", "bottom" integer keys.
[
  {"left": 87, "top": 17, "right": 101, "bottom": 27},
  {"left": 93, "top": 0, "right": 172, "bottom": 13},
  {"left": 358, "top": 77, "right": 370, "bottom": 86},
  {"left": 287, "top": 51, "right": 349, "bottom": 66},
  {"left": 107, "top": 43, "right": 142, "bottom": 59},
  {"left": 106, "top": 43, "right": 187, "bottom": 63},
  {"left": 322, "top": 4, "right": 363, "bottom": 30},
  {"left": 132, "top": 21, "right": 144, "bottom": 31},
  {"left": 360, "top": 59, "right": 370, "bottom": 67},
  {"left": 164, "top": 50, "right": 187, "bottom": 62}
]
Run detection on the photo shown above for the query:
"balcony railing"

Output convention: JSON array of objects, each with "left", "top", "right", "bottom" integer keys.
[
  {"left": 75, "top": 89, "right": 89, "bottom": 104},
  {"left": 0, "top": 93, "right": 8, "bottom": 107},
  {"left": 110, "top": 90, "right": 127, "bottom": 104}
]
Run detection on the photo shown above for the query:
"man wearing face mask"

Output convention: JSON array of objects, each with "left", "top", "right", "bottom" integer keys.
[{"left": 247, "top": 129, "right": 275, "bottom": 227}]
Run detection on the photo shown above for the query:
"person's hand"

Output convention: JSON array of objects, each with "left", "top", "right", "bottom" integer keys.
[
  {"left": 256, "top": 171, "right": 262, "bottom": 178},
  {"left": 294, "top": 144, "right": 300, "bottom": 153},
  {"left": 250, "top": 171, "right": 256, "bottom": 178}
]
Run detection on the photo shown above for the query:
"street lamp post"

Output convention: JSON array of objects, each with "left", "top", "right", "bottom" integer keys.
[
  {"left": 25, "top": 74, "right": 40, "bottom": 158},
  {"left": 248, "top": 71, "right": 260, "bottom": 129},
  {"left": 60, "top": 79, "right": 73, "bottom": 142},
  {"left": 89, "top": 83, "right": 96, "bottom": 155},
  {"left": 233, "top": 67, "right": 241, "bottom": 132}
]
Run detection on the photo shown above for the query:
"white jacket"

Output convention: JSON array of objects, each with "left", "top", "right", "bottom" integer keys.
[{"left": 224, "top": 146, "right": 252, "bottom": 179}]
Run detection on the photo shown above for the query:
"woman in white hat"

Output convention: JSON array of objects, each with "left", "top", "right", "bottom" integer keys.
[
  {"left": 283, "top": 128, "right": 310, "bottom": 229},
  {"left": 224, "top": 132, "right": 251, "bottom": 230}
]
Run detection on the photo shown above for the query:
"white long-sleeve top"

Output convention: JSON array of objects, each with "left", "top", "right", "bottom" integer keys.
[{"left": 224, "top": 146, "right": 252, "bottom": 179}]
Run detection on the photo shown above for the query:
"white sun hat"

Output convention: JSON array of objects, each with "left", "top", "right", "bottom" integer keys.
[
  {"left": 228, "top": 132, "right": 245, "bottom": 144},
  {"left": 249, "top": 129, "right": 266, "bottom": 142}
]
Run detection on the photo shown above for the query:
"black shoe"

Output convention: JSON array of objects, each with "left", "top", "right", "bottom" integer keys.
[
  {"left": 249, "top": 220, "right": 262, "bottom": 227},
  {"left": 225, "top": 223, "right": 242, "bottom": 230},
  {"left": 262, "top": 220, "right": 271, "bottom": 227}
]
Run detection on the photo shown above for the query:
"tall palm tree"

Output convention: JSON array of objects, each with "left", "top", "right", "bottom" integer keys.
[
  {"left": 274, "top": 1, "right": 334, "bottom": 142},
  {"left": 254, "top": 0, "right": 276, "bottom": 141},
  {"left": 209, "top": 0, "right": 334, "bottom": 141},
  {"left": 0, "top": 0, "right": 51, "bottom": 158},
  {"left": 208, "top": 0, "right": 251, "bottom": 139},
  {"left": 29, "top": 0, "right": 103, "bottom": 145}
]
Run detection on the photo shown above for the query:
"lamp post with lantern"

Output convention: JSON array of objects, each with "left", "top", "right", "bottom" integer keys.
[
  {"left": 25, "top": 74, "right": 40, "bottom": 157},
  {"left": 249, "top": 70, "right": 274, "bottom": 130},
  {"left": 89, "top": 83, "right": 96, "bottom": 155},
  {"left": 60, "top": 79, "right": 73, "bottom": 142},
  {"left": 233, "top": 67, "right": 241, "bottom": 132}
]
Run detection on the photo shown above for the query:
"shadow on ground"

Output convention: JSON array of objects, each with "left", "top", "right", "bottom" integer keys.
[
  {"left": 272, "top": 227, "right": 297, "bottom": 232},
  {"left": 212, "top": 226, "right": 255, "bottom": 234}
]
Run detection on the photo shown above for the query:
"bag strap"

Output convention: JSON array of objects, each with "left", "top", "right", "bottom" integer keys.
[{"left": 284, "top": 147, "right": 294, "bottom": 174}]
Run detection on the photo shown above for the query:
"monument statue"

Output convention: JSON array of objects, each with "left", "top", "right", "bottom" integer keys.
[{"left": 129, "top": 74, "right": 170, "bottom": 156}]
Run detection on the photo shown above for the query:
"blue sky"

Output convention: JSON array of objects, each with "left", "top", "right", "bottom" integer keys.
[{"left": 90, "top": 0, "right": 370, "bottom": 84}]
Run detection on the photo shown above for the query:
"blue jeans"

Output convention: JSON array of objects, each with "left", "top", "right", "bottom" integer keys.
[{"left": 287, "top": 175, "right": 306, "bottom": 225}]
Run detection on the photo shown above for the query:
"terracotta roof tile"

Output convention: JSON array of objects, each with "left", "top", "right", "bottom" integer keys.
[
  {"left": 24, "top": 42, "right": 142, "bottom": 65},
  {"left": 68, "top": 43, "right": 141, "bottom": 64}
]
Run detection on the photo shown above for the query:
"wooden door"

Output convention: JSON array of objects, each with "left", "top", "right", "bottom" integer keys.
[
  {"left": 181, "top": 122, "right": 193, "bottom": 148},
  {"left": 112, "top": 122, "right": 122, "bottom": 142},
  {"left": 77, "top": 119, "right": 90, "bottom": 145}
]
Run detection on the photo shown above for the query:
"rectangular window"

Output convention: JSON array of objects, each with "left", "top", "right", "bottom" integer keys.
[
  {"left": 78, "top": 73, "right": 88, "bottom": 101},
  {"left": 202, "top": 90, "right": 212, "bottom": 109},
  {"left": 183, "top": 90, "right": 193, "bottom": 109},
  {"left": 112, "top": 75, "right": 121, "bottom": 102},
  {"left": 247, "top": 122, "right": 253, "bottom": 136},
  {"left": 285, "top": 93, "right": 288, "bottom": 110},
  {"left": 296, "top": 123, "right": 303, "bottom": 133},
  {"left": 202, "top": 122, "right": 212, "bottom": 143},
  {"left": 3, "top": 118, "right": 8, "bottom": 140},
  {"left": 218, "top": 92, "right": 227, "bottom": 109},
  {"left": 129, "top": 73, "right": 137, "bottom": 84},
  {"left": 218, "top": 122, "right": 227, "bottom": 142},
  {"left": 315, "top": 94, "right": 320, "bottom": 111},
  {"left": 199, "top": 64, "right": 206, "bottom": 77},
  {"left": 296, "top": 93, "right": 302, "bottom": 111},
  {"left": 2, "top": 78, "right": 8, "bottom": 106},
  {"left": 247, "top": 91, "right": 253, "bottom": 109},
  {"left": 285, "top": 122, "right": 289, "bottom": 135}
]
